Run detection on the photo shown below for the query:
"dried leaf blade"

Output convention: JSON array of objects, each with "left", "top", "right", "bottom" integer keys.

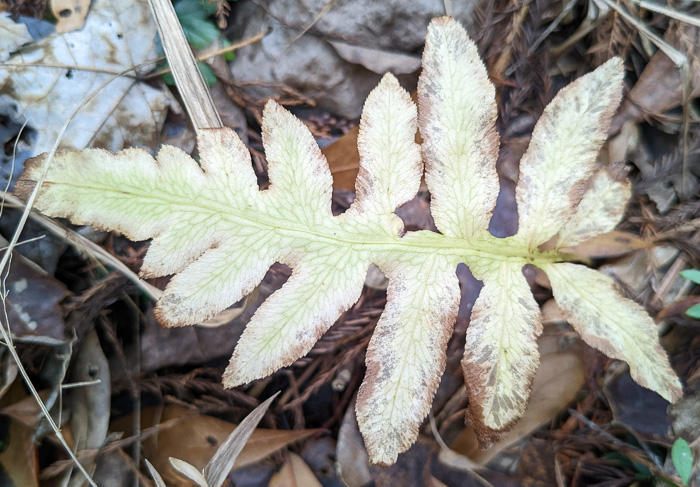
[
  {"left": 203, "top": 393, "right": 279, "bottom": 487},
  {"left": 169, "top": 457, "right": 208, "bottom": 487},
  {"left": 145, "top": 459, "right": 167, "bottom": 487}
]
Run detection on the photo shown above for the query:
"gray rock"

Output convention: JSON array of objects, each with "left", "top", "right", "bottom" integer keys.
[
  {"left": 261, "top": 0, "right": 478, "bottom": 51},
  {"left": 228, "top": 0, "right": 480, "bottom": 119},
  {"left": 329, "top": 40, "right": 421, "bottom": 75},
  {"left": 230, "top": 1, "right": 382, "bottom": 119},
  {"left": 210, "top": 82, "right": 249, "bottom": 145}
]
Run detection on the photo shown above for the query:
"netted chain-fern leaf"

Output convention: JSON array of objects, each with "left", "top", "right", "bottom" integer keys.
[{"left": 16, "top": 16, "right": 682, "bottom": 466}]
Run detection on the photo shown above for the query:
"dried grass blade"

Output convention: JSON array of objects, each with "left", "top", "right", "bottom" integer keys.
[
  {"left": 203, "top": 392, "right": 280, "bottom": 487},
  {"left": 632, "top": 0, "right": 700, "bottom": 28},
  {"left": 147, "top": 0, "right": 222, "bottom": 131},
  {"left": 145, "top": 459, "right": 167, "bottom": 487}
]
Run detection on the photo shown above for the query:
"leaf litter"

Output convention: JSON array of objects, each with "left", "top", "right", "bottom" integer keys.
[
  {"left": 0, "top": 0, "right": 172, "bottom": 189},
  {"left": 1, "top": 0, "right": 692, "bottom": 485}
]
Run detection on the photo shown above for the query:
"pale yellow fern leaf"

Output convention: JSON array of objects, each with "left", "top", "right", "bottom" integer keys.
[
  {"left": 462, "top": 261, "right": 542, "bottom": 446},
  {"left": 418, "top": 16, "right": 499, "bottom": 241},
  {"left": 16, "top": 16, "right": 682, "bottom": 466},
  {"left": 357, "top": 245, "right": 460, "bottom": 465},
  {"left": 556, "top": 167, "right": 632, "bottom": 249},
  {"left": 515, "top": 58, "right": 624, "bottom": 250},
  {"left": 541, "top": 263, "right": 682, "bottom": 402}
]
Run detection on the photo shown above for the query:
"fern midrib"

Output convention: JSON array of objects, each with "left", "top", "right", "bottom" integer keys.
[{"left": 51, "top": 180, "right": 570, "bottom": 265}]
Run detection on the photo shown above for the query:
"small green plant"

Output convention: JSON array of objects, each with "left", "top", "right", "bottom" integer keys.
[
  {"left": 672, "top": 437, "right": 694, "bottom": 486},
  {"left": 16, "top": 17, "right": 682, "bottom": 465},
  {"left": 681, "top": 269, "right": 700, "bottom": 318}
]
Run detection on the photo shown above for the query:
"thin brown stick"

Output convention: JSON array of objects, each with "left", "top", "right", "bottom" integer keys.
[
  {"left": 1, "top": 31, "right": 265, "bottom": 79},
  {"left": 144, "top": 30, "right": 266, "bottom": 79}
]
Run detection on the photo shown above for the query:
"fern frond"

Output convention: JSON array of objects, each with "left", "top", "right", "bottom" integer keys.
[{"left": 16, "top": 16, "right": 682, "bottom": 465}]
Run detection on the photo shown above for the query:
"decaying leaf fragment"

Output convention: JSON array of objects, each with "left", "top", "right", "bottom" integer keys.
[
  {"left": 16, "top": 16, "right": 682, "bottom": 466},
  {"left": 0, "top": 12, "right": 32, "bottom": 62},
  {"left": 0, "top": 0, "right": 170, "bottom": 155}
]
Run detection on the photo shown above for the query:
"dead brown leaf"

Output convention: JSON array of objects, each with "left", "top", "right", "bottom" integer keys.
[
  {"left": 336, "top": 397, "right": 372, "bottom": 487},
  {"left": 0, "top": 415, "right": 38, "bottom": 486},
  {"left": 0, "top": 239, "right": 66, "bottom": 340},
  {"left": 66, "top": 329, "right": 110, "bottom": 485},
  {"left": 51, "top": 0, "right": 92, "bottom": 33},
  {"left": 611, "top": 26, "right": 700, "bottom": 133},
  {"left": 112, "top": 406, "right": 319, "bottom": 487},
  {"left": 563, "top": 230, "right": 651, "bottom": 259},
  {"left": 267, "top": 452, "right": 323, "bottom": 487},
  {"left": 322, "top": 126, "right": 360, "bottom": 190}
]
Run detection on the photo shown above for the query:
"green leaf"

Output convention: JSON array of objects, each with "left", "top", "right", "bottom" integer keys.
[
  {"left": 159, "top": 61, "right": 217, "bottom": 86},
  {"left": 159, "top": 64, "right": 175, "bottom": 85},
  {"left": 672, "top": 438, "right": 693, "bottom": 486},
  {"left": 199, "top": 62, "right": 217, "bottom": 86},
  {"left": 222, "top": 38, "right": 235, "bottom": 61},
  {"left": 681, "top": 269, "right": 700, "bottom": 285},
  {"left": 175, "top": 0, "right": 221, "bottom": 49},
  {"left": 686, "top": 303, "right": 700, "bottom": 319},
  {"left": 16, "top": 17, "right": 681, "bottom": 465},
  {"left": 197, "top": 0, "right": 221, "bottom": 15}
]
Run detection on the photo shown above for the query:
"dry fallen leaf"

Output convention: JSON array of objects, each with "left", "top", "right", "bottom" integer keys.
[
  {"left": 267, "top": 453, "right": 323, "bottom": 487},
  {"left": 0, "top": 0, "right": 170, "bottom": 157},
  {"left": 563, "top": 229, "right": 651, "bottom": 259},
  {"left": 203, "top": 393, "right": 279, "bottom": 487},
  {"left": 66, "top": 329, "right": 110, "bottom": 485},
  {"left": 0, "top": 237, "right": 66, "bottom": 340},
  {"left": 611, "top": 27, "right": 700, "bottom": 133},
  {"left": 336, "top": 398, "right": 372, "bottom": 487},
  {"left": 452, "top": 347, "right": 585, "bottom": 465},
  {"left": 0, "top": 12, "right": 32, "bottom": 61},
  {"left": 114, "top": 406, "right": 318, "bottom": 487},
  {"left": 168, "top": 458, "right": 208, "bottom": 487},
  {"left": 51, "top": 0, "right": 93, "bottom": 33},
  {"left": 0, "top": 416, "right": 38, "bottom": 487},
  {"left": 322, "top": 126, "right": 361, "bottom": 190}
]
